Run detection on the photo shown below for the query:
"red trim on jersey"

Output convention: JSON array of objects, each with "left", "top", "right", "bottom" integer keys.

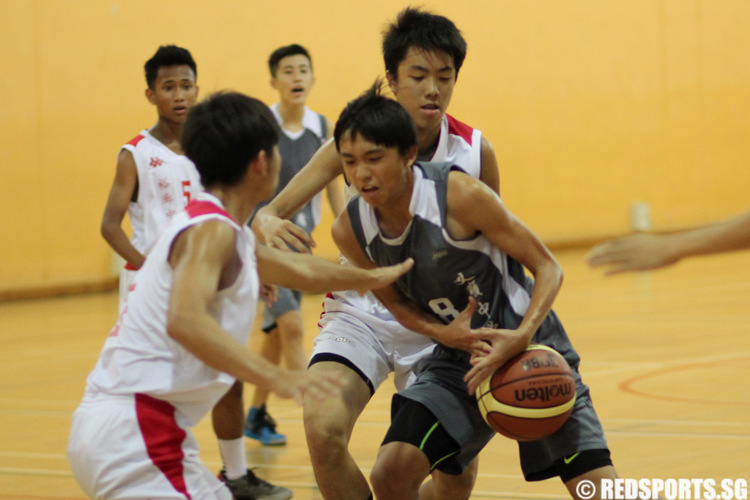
[
  {"left": 446, "top": 114, "right": 474, "bottom": 145},
  {"left": 135, "top": 394, "right": 191, "bottom": 499},
  {"left": 317, "top": 292, "right": 334, "bottom": 328},
  {"left": 185, "top": 199, "right": 235, "bottom": 223},
  {"left": 126, "top": 134, "right": 146, "bottom": 147},
  {"left": 124, "top": 262, "right": 140, "bottom": 271}
]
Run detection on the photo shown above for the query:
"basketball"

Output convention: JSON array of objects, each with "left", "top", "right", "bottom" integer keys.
[{"left": 475, "top": 344, "right": 576, "bottom": 441}]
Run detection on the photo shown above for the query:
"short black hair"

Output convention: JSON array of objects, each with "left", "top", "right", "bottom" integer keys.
[
  {"left": 182, "top": 92, "right": 279, "bottom": 188},
  {"left": 144, "top": 45, "right": 197, "bottom": 90},
  {"left": 382, "top": 7, "right": 467, "bottom": 79},
  {"left": 334, "top": 81, "right": 417, "bottom": 157},
  {"left": 268, "top": 44, "right": 312, "bottom": 78}
]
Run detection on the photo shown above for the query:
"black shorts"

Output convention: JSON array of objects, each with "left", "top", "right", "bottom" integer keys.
[{"left": 382, "top": 398, "right": 463, "bottom": 475}]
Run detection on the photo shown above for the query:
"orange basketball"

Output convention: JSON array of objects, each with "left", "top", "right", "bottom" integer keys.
[{"left": 475, "top": 344, "right": 576, "bottom": 441}]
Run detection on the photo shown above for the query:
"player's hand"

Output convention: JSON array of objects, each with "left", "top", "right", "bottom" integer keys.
[
  {"left": 270, "top": 369, "right": 344, "bottom": 405},
  {"left": 435, "top": 297, "right": 492, "bottom": 355},
  {"left": 352, "top": 258, "right": 415, "bottom": 293},
  {"left": 586, "top": 233, "right": 677, "bottom": 274},
  {"left": 464, "top": 329, "right": 528, "bottom": 395},
  {"left": 254, "top": 214, "right": 315, "bottom": 253}
]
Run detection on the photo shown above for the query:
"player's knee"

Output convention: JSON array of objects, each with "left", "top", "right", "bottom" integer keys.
[
  {"left": 216, "top": 380, "right": 243, "bottom": 406},
  {"left": 278, "top": 322, "right": 304, "bottom": 342},
  {"left": 276, "top": 311, "right": 304, "bottom": 338},
  {"left": 227, "top": 380, "right": 243, "bottom": 398},
  {"left": 303, "top": 407, "right": 349, "bottom": 456},
  {"left": 371, "top": 444, "right": 429, "bottom": 497},
  {"left": 432, "top": 468, "right": 476, "bottom": 500},
  {"left": 371, "top": 459, "right": 417, "bottom": 497}
]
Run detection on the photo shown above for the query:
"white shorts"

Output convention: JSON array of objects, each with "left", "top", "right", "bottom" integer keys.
[
  {"left": 311, "top": 293, "right": 435, "bottom": 392},
  {"left": 68, "top": 391, "right": 231, "bottom": 500}
]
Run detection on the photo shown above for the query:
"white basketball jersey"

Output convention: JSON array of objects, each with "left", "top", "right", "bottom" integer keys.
[
  {"left": 87, "top": 192, "right": 259, "bottom": 425},
  {"left": 122, "top": 129, "right": 203, "bottom": 258},
  {"left": 435, "top": 114, "right": 483, "bottom": 179},
  {"left": 337, "top": 113, "right": 483, "bottom": 312}
]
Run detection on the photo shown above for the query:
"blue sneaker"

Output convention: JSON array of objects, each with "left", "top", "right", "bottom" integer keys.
[{"left": 245, "top": 404, "right": 287, "bottom": 446}]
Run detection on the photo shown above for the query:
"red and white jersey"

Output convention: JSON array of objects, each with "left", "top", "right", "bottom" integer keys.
[
  {"left": 86, "top": 192, "right": 259, "bottom": 425},
  {"left": 431, "top": 113, "right": 483, "bottom": 178},
  {"left": 337, "top": 113, "right": 483, "bottom": 313},
  {"left": 123, "top": 129, "right": 203, "bottom": 258}
]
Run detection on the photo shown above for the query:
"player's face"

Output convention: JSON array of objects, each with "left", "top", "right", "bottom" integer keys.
[
  {"left": 339, "top": 132, "right": 416, "bottom": 208},
  {"left": 387, "top": 48, "right": 456, "bottom": 135},
  {"left": 147, "top": 65, "right": 198, "bottom": 123},
  {"left": 271, "top": 54, "right": 314, "bottom": 106}
]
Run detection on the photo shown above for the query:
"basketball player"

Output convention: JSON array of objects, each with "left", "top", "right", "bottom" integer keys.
[
  {"left": 67, "top": 91, "right": 413, "bottom": 500},
  {"left": 330, "top": 84, "right": 617, "bottom": 500},
  {"left": 587, "top": 209, "right": 750, "bottom": 274},
  {"left": 251, "top": 8, "right": 498, "bottom": 499},
  {"left": 100, "top": 45, "right": 202, "bottom": 313},
  {"left": 245, "top": 43, "right": 345, "bottom": 447},
  {"left": 99, "top": 45, "right": 288, "bottom": 498}
]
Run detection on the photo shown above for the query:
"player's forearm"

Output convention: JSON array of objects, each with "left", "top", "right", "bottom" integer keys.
[
  {"left": 167, "top": 311, "right": 282, "bottom": 388},
  {"left": 270, "top": 253, "right": 353, "bottom": 293},
  {"left": 326, "top": 178, "right": 346, "bottom": 216},
  {"left": 373, "top": 290, "right": 446, "bottom": 341},
  {"left": 257, "top": 247, "right": 407, "bottom": 294},
  {"left": 668, "top": 211, "right": 750, "bottom": 261},
  {"left": 515, "top": 260, "right": 563, "bottom": 343},
  {"left": 100, "top": 223, "right": 145, "bottom": 268}
]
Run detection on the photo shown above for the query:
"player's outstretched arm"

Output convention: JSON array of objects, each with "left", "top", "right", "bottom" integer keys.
[
  {"left": 100, "top": 149, "right": 146, "bottom": 269},
  {"left": 252, "top": 139, "right": 343, "bottom": 252},
  {"left": 586, "top": 209, "right": 750, "bottom": 274},
  {"left": 255, "top": 241, "right": 413, "bottom": 294},
  {"left": 166, "top": 220, "right": 341, "bottom": 402}
]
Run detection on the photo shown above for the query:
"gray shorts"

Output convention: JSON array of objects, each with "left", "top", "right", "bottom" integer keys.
[
  {"left": 398, "top": 344, "right": 609, "bottom": 477},
  {"left": 518, "top": 391, "right": 609, "bottom": 481},
  {"left": 261, "top": 286, "right": 303, "bottom": 332}
]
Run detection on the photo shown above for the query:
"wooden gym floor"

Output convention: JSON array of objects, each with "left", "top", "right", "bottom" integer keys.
[{"left": 1, "top": 248, "right": 748, "bottom": 499}]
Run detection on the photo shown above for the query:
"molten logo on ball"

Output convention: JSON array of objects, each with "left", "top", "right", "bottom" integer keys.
[
  {"left": 475, "top": 345, "right": 577, "bottom": 441},
  {"left": 515, "top": 381, "right": 574, "bottom": 402}
]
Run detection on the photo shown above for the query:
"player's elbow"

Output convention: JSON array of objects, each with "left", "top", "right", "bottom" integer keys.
[
  {"left": 551, "top": 260, "right": 564, "bottom": 290},
  {"left": 535, "top": 256, "right": 563, "bottom": 292},
  {"left": 100, "top": 214, "right": 122, "bottom": 244},
  {"left": 100, "top": 219, "right": 113, "bottom": 240},
  {"left": 166, "top": 309, "right": 196, "bottom": 343}
]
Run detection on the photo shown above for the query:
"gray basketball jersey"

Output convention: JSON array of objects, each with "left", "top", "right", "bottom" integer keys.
[
  {"left": 348, "top": 164, "right": 606, "bottom": 472},
  {"left": 346, "top": 162, "right": 579, "bottom": 367},
  {"left": 255, "top": 105, "right": 327, "bottom": 236}
]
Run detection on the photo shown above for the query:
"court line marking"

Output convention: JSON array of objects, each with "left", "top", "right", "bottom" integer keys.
[
  {"left": 0, "top": 467, "right": 71, "bottom": 477},
  {"left": 605, "top": 430, "right": 750, "bottom": 440},
  {"left": 619, "top": 357, "right": 750, "bottom": 405},
  {"left": 582, "top": 350, "right": 750, "bottom": 378}
]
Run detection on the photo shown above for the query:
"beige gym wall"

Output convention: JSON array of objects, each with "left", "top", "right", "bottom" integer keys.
[{"left": 1, "top": 0, "right": 749, "bottom": 295}]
